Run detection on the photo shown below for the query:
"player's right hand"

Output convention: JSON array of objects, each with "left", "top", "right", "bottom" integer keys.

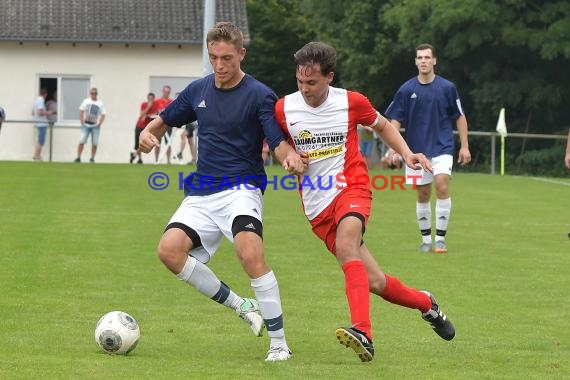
[
  {"left": 139, "top": 130, "right": 160, "bottom": 153},
  {"left": 283, "top": 151, "right": 308, "bottom": 175},
  {"left": 404, "top": 152, "right": 433, "bottom": 172}
]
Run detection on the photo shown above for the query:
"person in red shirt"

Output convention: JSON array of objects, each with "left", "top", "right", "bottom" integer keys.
[
  {"left": 131, "top": 92, "right": 159, "bottom": 164},
  {"left": 154, "top": 85, "right": 174, "bottom": 164}
]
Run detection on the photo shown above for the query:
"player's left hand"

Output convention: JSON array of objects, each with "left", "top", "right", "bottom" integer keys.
[
  {"left": 404, "top": 152, "right": 432, "bottom": 172},
  {"left": 458, "top": 147, "right": 471, "bottom": 166},
  {"left": 283, "top": 151, "right": 308, "bottom": 175}
]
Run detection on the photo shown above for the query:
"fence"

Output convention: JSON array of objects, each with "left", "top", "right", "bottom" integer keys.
[
  {"left": 461, "top": 130, "right": 567, "bottom": 175},
  {"left": 1, "top": 119, "right": 67, "bottom": 162},
  {"left": 1, "top": 119, "right": 568, "bottom": 173},
  {"left": 0, "top": 119, "right": 189, "bottom": 164}
]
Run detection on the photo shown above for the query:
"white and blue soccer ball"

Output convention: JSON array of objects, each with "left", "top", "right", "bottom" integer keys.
[{"left": 95, "top": 311, "right": 140, "bottom": 355}]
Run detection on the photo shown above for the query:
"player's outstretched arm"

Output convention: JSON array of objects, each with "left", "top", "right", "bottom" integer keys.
[
  {"left": 139, "top": 117, "right": 169, "bottom": 153},
  {"left": 273, "top": 140, "right": 308, "bottom": 175},
  {"left": 371, "top": 115, "right": 432, "bottom": 172}
]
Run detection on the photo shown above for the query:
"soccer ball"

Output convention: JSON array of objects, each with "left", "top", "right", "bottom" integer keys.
[{"left": 95, "top": 311, "right": 140, "bottom": 355}]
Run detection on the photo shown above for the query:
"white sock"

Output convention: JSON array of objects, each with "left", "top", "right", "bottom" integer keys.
[
  {"left": 251, "top": 271, "right": 287, "bottom": 348},
  {"left": 416, "top": 201, "right": 432, "bottom": 244},
  {"left": 435, "top": 197, "right": 451, "bottom": 241},
  {"left": 176, "top": 256, "right": 242, "bottom": 310}
]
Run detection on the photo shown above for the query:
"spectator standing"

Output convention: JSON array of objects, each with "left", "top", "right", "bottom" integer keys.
[
  {"left": 131, "top": 92, "right": 158, "bottom": 164},
  {"left": 175, "top": 121, "right": 198, "bottom": 164},
  {"left": 32, "top": 88, "right": 54, "bottom": 161},
  {"left": 154, "top": 85, "right": 174, "bottom": 164},
  {"left": 74, "top": 88, "right": 106, "bottom": 163}
]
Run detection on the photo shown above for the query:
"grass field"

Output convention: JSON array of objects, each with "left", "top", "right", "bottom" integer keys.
[{"left": 0, "top": 162, "right": 568, "bottom": 379}]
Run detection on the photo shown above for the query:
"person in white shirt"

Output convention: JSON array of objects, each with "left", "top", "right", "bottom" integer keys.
[{"left": 75, "top": 88, "right": 106, "bottom": 163}]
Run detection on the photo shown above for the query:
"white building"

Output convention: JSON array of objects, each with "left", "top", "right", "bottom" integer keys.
[{"left": 0, "top": 0, "right": 249, "bottom": 163}]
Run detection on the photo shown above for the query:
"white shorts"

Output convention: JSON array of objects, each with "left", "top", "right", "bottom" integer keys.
[
  {"left": 167, "top": 188, "right": 264, "bottom": 263},
  {"left": 405, "top": 154, "right": 453, "bottom": 185}
]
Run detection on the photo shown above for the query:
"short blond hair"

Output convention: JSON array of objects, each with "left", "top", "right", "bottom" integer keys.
[{"left": 207, "top": 22, "right": 243, "bottom": 49}]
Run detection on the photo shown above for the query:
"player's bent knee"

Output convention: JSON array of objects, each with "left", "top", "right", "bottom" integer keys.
[
  {"left": 156, "top": 242, "right": 182, "bottom": 271},
  {"left": 156, "top": 237, "right": 179, "bottom": 261},
  {"left": 157, "top": 224, "right": 197, "bottom": 272}
]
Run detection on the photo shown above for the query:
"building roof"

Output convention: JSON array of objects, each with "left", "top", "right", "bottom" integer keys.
[{"left": 0, "top": 0, "right": 248, "bottom": 45}]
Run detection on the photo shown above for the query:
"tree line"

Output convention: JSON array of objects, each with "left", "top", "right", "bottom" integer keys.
[{"left": 244, "top": 0, "right": 570, "bottom": 176}]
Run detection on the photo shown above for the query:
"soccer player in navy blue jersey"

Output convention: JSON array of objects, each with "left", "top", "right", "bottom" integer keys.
[
  {"left": 139, "top": 22, "right": 307, "bottom": 362},
  {"left": 386, "top": 43, "right": 471, "bottom": 254}
]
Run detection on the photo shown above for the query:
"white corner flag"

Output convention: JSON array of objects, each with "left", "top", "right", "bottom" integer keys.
[
  {"left": 496, "top": 108, "right": 507, "bottom": 137},
  {"left": 496, "top": 108, "right": 507, "bottom": 176}
]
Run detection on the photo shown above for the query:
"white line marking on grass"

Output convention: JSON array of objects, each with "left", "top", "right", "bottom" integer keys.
[{"left": 530, "top": 177, "right": 570, "bottom": 186}]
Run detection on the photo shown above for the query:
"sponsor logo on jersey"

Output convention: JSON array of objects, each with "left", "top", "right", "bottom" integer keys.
[
  {"left": 307, "top": 145, "right": 344, "bottom": 159},
  {"left": 293, "top": 129, "right": 346, "bottom": 154}
]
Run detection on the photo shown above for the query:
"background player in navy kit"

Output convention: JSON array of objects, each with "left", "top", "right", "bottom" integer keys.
[
  {"left": 386, "top": 43, "right": 471, "bottom": 253},
  {"left": 139, "top": 22, "right": 306, "bottom": 362}
]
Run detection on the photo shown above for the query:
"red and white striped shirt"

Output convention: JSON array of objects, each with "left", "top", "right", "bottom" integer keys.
[{"left": 275, "top": 87, "right": 378, "bottom": 220}]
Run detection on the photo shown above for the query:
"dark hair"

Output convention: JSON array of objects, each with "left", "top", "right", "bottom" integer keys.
[
  {"left": 207, "top": 22, "right": 244, "bottom": 50},
  {"left": 148, "top": 92, "right": 155, "bottom": 97},
  {"left": 293, "top": 42, "right": 336, "bottom": 75},
  {"left": 40, "top": 88, "right": 48, "bottom": 95},
  {"left": 415, "top": 43, "right": 436, "bottom": 58}
]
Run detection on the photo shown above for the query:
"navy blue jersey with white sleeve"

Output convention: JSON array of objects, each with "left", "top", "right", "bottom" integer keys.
[
  {"left": 385, "top": 75, "right": 464, "bottom": 158},
  {"left": 160, "top": 74, "right": 285, "bottom": 196}
]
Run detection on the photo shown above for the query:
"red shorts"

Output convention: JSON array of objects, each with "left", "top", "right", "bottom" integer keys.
[{"left": 309, "top": 187, "right": 372, "bottom": 255}]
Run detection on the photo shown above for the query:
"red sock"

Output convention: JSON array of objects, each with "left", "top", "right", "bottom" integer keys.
[
  {"left": 342, "top": 260, "right": 372, "bottom": 339},
  {"left": 381, "top": 274, "right": 432, "bottom": 313}
]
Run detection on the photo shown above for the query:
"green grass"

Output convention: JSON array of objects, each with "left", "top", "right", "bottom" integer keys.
[{"left": 0, "top": 162, "right": 568, "bottom": 379}]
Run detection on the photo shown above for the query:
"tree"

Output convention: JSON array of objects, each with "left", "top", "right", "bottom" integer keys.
[
  {"left": 245, "top": 0, "right": 570, "bottom": 175},
  {"left": 244, "top": 0, "right": 315, "bottom": 97}
]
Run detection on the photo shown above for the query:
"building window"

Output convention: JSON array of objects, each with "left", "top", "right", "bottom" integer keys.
[
  {"left": 150, "top": 76, "right": 197, "bottom": 98},
  {"left": 39, "top": 76, "right": 90, "bottom": 124}
]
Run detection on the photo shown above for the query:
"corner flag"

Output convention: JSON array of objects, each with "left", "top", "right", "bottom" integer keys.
[
  {"left": 496, "top": 108, "right": 507, "bottom": 137},
  {"left": 496, "top": 108, "right": 507, "bottom": 175}
]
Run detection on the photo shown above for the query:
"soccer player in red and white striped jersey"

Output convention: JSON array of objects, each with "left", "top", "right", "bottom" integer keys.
[{"left": 275, "top": 42, "right": 456, "bottom": 362}]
